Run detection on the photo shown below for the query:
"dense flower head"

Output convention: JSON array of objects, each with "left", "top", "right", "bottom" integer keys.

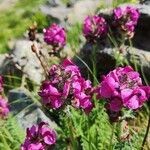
[
  {"left": 113, "top": 6, "right": 139, "bottom": 37},
  {"left": 83, "top": 15, "right": 107, "bottom": 42},
  {"left": 0, "top": 75, "right": 3, "bottom": 93},
  {"left": 21, "top": 122, "right": 56, "bottom": 150},
  {"left": 39, "top": 59, "right": 94, "bottom": 114},
  {"left": 0, "top": 96, "right": 9, "bottom": 118},
  {"left": 43, "top": 23, "right": 66, "bottom": 50},
  {"left": 96, "top": 66, "right": 150, "bottom": 113}
]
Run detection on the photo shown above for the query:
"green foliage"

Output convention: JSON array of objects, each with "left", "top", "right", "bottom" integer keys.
[
  {"left": 0, "top": 117, "right": 25, "bottom": 150},
  {"left": 61, "top": 0, "right": 70, "bottom": 5},
  {"left": 113, "top": 0, "right": 139, "bottom": 7},
  {"left": 67, "top": 23, "right": 83, "bottom": 51},
  {"left": 55, "top": 103, "right": 114, "bottom": 150}
]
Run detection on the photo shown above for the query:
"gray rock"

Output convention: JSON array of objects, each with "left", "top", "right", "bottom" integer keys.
[
  {"left": 67, "top": 0, "right": 99, "bottom": 24},
  {"left": 140, "top": 0, "right": 150, "bottom": 5},
  {"left": 47, "top": 0, "right": 63, "bottom": 7},
  {"left": 81, "top": 43, "right": 150, "bottom": 81},
  {"left": 79, "top": 45, "right": 116, "bottom": 77},
  {"left": 0, "top": 54, "right": 7, "bottom": 69},
  {"left": 0, "top": 40, "right": 44, "bottom": 84},
  {"left": 40, "top": 0, "right": 99, "bottom": 24},
  {"left": 8, "top": 88, "right": 57, "bottom": 129},
  {"left": 40, "top": 5, "right": 71, "bottom": 22},
  {"left": 46, "top": 0, "right": 79, "bottom": 7},
  {"left": 132, "top": 4, "right": 150, "bottom": 51},
  {"left": 8, "top": 88, "right": 33, "bottom": 114}
]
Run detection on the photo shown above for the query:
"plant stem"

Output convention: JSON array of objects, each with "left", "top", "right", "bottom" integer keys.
[
  {"left": 31, "top": 44, "right": 49, "bottom": 78},
  {"left": 129, "top": 39, "right": 138, "bottom": 71},
  {"left": 75, "top": 55, "right": 99, "bottom": 84},
  {"left": 141, "top": 107, "right": 150, "bottom": 150},
  {"left": 92, "top": 45, "right": 97, "bottom": 86}
]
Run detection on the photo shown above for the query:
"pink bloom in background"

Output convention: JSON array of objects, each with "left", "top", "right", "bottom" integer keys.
[
  {"left": 0, "top": 96, "right": 9, "bottom": 118},
  {"left": 21, "top": 122, "right": 56, "bottom": 150},
  {"left": 0, "top": 75, "right": 3, "bottom": 93},
  {"left": 39, "top": 59, "right": 94, "bottom": 113},
  {"left": 126, "top": 6, "right": 139, "bottom": 24},
  {"left": 43, "top": 23, "right": 66, "bottom": 50},
  {"left": 83, "top": 15, "right": 107, "bottom": 42},
  {"left": 96, "top": 66, "right": 150, "bottom": 113},
  {"left": 113, "top": 6, "right": 139, "bottom": 34}
]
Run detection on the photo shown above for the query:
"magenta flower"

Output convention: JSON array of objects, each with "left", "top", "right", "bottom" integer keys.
[
  {"left": 0, "top": 96, "right": 9, "bottom": 118},
  {"left": 21, "top": 122, "right": 56, "bottom": 150},
  {"left": 62, "top": 59, "right": 81, "bottom": 77},
  {"left": 0, "top": 76, "right": 3, "bottom": 93},
  {"left": 121, "top": 88, "right": 147, "bottom": 109},
  {"left": 39, "top": 81, "right": 63, "bottom": 109},
  {"left": 72, "top": 78, "right": 93, "bottom": 114},
  {"left": 113, "top": 6, "right": 139, "bottom": 36},
  {"left": 39, "top": 59, "right": 94, "bottom": 113},
  {"left": 83, "top": 15, "right": 107, "bottom": 42},
  {"left": 43, "top": 23, "right": 66, "bottom": 50},
  {"left": 109, "top": 97, "right": 123, "bottom": 112},
  {"left": 114, "top": 7, "right": 123, "bottom": 20},
  {"left": 96, "top": 66, "right": 150, "bottom": 112}
]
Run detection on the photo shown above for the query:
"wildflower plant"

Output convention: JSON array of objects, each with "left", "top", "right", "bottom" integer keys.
[
  {"left": 113, "top": 6, "right": 139, "bottom": 39},
  {"left": 83, "top": 15, "right": 107, "bottom": 43},
  {"left": 39, "top": 59, "right": 94, "bottom": 114},
  {"left": 95, "top": 66, "right": 150, "bottom": 121},
  {"left": 21, "top": 122, "right": 56, "bottom": 150},
  {"left": 43, "top": 23, "right": 66, "bottom": 52}
]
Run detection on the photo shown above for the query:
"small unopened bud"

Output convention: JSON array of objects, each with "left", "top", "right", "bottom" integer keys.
[
  {"left": 28, "top": 23, "right": 37, "bottom": 41},
  {"left": 31, "top": 44, "right": 37, "bottom": 53}
]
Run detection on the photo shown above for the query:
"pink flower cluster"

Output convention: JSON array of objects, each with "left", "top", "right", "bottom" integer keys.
[
  {"left": 0, "top": 75, "right": 9, "bottom": 119},
  {"left": 39, "top": 59, "right": 93, "bottom": 114},
  {"left": 21, "top": 122, "right": 56, "bottom": 150},
  {"left": 83, "top": 15, "right": 107, "bottom": 42},
  {"left": 43, "top": 23, "right": 66, "bottom": 50},
  {"left": 113, "top": 6, "right": 139, "bottom": 35},
  {"left": 96, "top": 66, "right": 150, "bottom": 112},
  {"left": 0, "top": 96, "right": 9, "bottom": 118}
]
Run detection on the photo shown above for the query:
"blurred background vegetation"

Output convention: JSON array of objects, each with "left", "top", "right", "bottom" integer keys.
[
  {"left": 0, "top": 0, "right": 138, "bottom": 53},
  {"left": 0, "top": 0, "right": 48, "bottom": 53}
]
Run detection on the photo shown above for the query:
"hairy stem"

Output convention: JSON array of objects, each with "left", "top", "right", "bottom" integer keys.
[
  {"left": 141, "top": 108, "right": 150, "bottom": 150},
  {"left": 31, "top": 44, "right": 49, "bottom": 78}
]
